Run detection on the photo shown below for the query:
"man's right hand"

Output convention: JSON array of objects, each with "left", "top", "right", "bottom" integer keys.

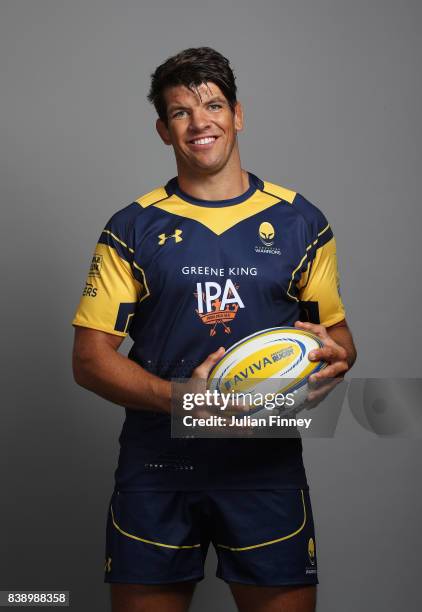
[
  {"left": 192, "top": 346, "right": 225, "bottom": 381},
  {"left": 175, "top": 347, "right": 253, "bottom": 436}
]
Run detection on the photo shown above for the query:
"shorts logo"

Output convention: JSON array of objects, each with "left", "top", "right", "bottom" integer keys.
[
  {"left": 89, "top": 254, "right": 103, "bottom": 277},
  {"left": 195, "top": 280, "right": 244, "bottom": 336},
  {"left": 104, "top": 557, "right": 112, "bottom": 572},
  {"left": 308, "top": 537, "right": 316, "bottom": 565},
  {"left": 259, "top": 221, "right": 275, "bottom": 246},
  {"left": 82, "top": 282, "right": 97, "bottom": 297},
  {"left": 158, "top": 229, "right": 183, "bottom": 245}
]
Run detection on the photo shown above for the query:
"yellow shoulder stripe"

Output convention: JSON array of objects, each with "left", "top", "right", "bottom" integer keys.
[
  {"left": 298, "top": 236, "right": 346, "bottom": 326},
  {"left": 102, "top": 229, "right": 134, "bottom": 254},
  {"left": 262, "top": 181, "right": 296, "bottom": 204},
  {"left": 135, "top": 186, "right": 169, "bottom": 207},
  {"left": 286, "top": 224, "right": 330, "bottom": 301}
]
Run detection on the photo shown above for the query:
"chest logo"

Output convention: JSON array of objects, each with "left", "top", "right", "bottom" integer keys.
[
  {"left": 195, "top": 280, "right": 244, "bottom": 336},
  {"left": 158, "top": 229, "right": 183, "bottom": 245},
  {"left": 255, "top": 221, "right": 281, "bottom": 255},
  {"left": 259, "top": 222, "right": 275, "bottom": 246}
]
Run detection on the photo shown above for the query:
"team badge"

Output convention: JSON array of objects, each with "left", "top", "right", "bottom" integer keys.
[
  {"left": 259, "top": 221, "right": 275, "bottom": 246},
  {"left": 255, "top": 222, "right": 281, "bottom": 255},
  {"left": 308, "top": 537, "right": 315, "bottom": 565}
]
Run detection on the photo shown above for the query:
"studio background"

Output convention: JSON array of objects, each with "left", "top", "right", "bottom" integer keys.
[{"left": 1, "top": 0, "right": 421, "bottom": 610}]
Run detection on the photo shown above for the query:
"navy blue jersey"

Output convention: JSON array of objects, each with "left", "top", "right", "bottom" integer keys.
[{"left": 73, "top": 172, "right": 345, "bottom": 490}]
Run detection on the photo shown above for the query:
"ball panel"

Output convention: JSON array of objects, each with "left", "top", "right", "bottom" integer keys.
[{"left": 208, "top": 326, "right": 326, "bottom": 397}]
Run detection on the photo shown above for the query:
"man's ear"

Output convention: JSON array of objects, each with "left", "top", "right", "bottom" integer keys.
[
  {"left": 234, "top": 101, "right": 244, "bottom": 132},
  {"left": 156, "top": 118, "right": 172, "bottom": 145}
]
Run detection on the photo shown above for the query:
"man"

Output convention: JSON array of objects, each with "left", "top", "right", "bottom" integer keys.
[{"left": 72, "top": 47, "right": 356, "bottom": 612}]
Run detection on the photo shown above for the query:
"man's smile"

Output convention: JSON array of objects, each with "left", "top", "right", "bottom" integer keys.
[{"left": 187, "top": 136, "right": 219, "bottom": 149}]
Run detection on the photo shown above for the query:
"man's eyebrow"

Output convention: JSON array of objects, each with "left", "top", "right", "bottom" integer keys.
[
  {"left": 167, "top": 96, "right": 228, "bottom": 113},
  {"left": 205, "top": 96, "right": 227, "bottom": 104},
  {"left": 167, "top": 103, "right": 189, "bottom": 113}
]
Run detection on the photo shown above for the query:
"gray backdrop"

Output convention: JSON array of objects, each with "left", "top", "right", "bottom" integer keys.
[{"left": 1, "top": 0, "right": 421, "bottom": 610}]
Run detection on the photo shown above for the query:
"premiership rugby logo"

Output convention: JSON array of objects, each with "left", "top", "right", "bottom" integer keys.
[{"left": 195, "top": 280, "right": 244, "bottom": 336}]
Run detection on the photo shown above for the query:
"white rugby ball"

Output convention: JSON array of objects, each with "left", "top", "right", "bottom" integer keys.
[{"left": 207, "top": 326, "right": 326, "bottom": 407}]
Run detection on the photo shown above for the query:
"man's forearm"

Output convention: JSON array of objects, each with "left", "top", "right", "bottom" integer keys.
[
  {"left": 326, "top": 322, "right": 357, "bottom": 370},
  {"left": 73, "top": 343, "right": 172, "bottom": 413}
]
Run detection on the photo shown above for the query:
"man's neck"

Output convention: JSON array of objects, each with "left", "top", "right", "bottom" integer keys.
[{"left": 176, "top": 164, "right": 250, "bottom": 202}]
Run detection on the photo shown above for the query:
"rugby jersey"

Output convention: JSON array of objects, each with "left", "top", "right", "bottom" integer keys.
[{"left": 73, "top": 171, "right": 345, "bottom": 490}]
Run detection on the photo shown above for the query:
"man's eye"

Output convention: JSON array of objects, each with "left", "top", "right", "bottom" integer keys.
[
  {"left": 173, "top": 110, "right": 187, "bottom": 119},
  {"left": 209, "top": 103, "right": 222, "bottom": 111}
]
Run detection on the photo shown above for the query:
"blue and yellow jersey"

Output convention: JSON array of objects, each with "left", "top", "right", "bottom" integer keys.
[{"left": 73, "top": 172, "right": 345, "bottom": 490}]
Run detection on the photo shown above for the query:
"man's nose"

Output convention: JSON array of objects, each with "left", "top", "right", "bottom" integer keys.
[{"left": 189, "top": 108, "right": 210, "bottom": 132}]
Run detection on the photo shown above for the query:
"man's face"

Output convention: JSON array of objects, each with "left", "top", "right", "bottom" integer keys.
[{"left": 156, "top": 82, "right": 244, "bottom": 176}]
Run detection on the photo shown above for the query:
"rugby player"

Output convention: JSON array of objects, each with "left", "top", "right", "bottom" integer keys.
[{"left": 72, "top": 47, "right": 356, "bottom": 612}]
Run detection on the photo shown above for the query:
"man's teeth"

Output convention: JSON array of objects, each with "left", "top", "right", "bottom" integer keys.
[{"left": 191, "top": 137, "right": 216, "bottom": 145}]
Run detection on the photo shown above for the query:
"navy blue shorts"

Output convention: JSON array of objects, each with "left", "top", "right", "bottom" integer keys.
[{"left": 104, "top": 488, "right": 318, "bottom": 587}]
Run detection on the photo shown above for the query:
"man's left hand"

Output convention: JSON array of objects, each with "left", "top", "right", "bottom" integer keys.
[{"left": 294, "top": 320, "right": 349, "bottom": 382}]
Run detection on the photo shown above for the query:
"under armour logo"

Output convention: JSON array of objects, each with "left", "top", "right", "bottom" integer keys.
[
  {"left": 158, "top": 229, "right": 183, "bottom": 245},
  {"left": 104, "top": 557, "right": 112, "bottom": 572}
]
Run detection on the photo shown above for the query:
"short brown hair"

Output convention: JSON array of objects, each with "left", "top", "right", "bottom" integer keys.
[{"left": 147, "top": 47, "right": 237, "bottom": 125}]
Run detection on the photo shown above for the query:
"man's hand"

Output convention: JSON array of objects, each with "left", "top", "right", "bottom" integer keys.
[
  {"left": 175, "top": 347, "right": 252, "bottom": 436},
  {"left": 188, "top": 345, "right": 249, "bottom": 416},
  {"left": 192, "top": 346, "right": 226, "bottom": 382},
  {"left": 294, "top": 320, "right": 351, "bottom": 382},
  {"left": 174, "top": 346, "right": 226, "bottom": 417},
  {"left": 291, "top": 319, "right": 356, "bottom": 410}
]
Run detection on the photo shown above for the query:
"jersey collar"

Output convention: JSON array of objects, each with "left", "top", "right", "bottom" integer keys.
[{"left": 165, "top": 171, "right": 264, "bottom": 208}]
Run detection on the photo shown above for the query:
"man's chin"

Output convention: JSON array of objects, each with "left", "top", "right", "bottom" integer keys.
[{"left": 190, "top": 158, "right": 226, "bottom": 175}]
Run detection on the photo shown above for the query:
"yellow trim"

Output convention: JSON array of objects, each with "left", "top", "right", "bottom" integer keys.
[
  {"left": 72, "top": 243, "right": 144, "bottom": 337},
  {"left": 217, "top": 490, "right": 307, "bottom": 552},
  {"left": 124, "top": 312, "right": 135, "bottom": 334},
  {"left": 299, "top": 237, "right": 345, "bottom": 325},
  {"left": 133, "top": 261, "right": 151, "bottom": 303},
  {"left": 111, "top": 505, "right": 201, "bottom": 550},
  {"left": 136, "top": 186, "right": 169, "bottom": 207},
  {"left": 286, "top": 224, "right": 330, "bottom": 301},
  {"left": 262, "top": 181, "right": 296, "bottom": 204},
  {"left": 146, "top": 192, "right": 285, "bottom": 236},
  {"left": 102, "top": 229, "right": 134, "bottom": 254},
  {"left": 133, "top": 180, "right": 298, "bottom": 235},
  {"left": 317, "top": 225, "right": 330, "bottom": 239}
]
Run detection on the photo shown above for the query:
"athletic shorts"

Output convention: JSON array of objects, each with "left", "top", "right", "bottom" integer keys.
[{"left": 104, "top": 488, "right": 318, "bottom": 587}]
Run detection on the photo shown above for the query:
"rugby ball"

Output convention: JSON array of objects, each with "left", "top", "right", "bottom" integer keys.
[{"left": 207, "top": 326, "right": 326, "bottom": 407}]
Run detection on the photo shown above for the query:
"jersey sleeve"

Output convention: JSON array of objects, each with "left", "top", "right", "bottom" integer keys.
[
  {"left": 293, "top": 194, "right": 346, "bottom": 327},
  {"left": 72, "top": 204, "right": 148, "bottom": 336}
]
